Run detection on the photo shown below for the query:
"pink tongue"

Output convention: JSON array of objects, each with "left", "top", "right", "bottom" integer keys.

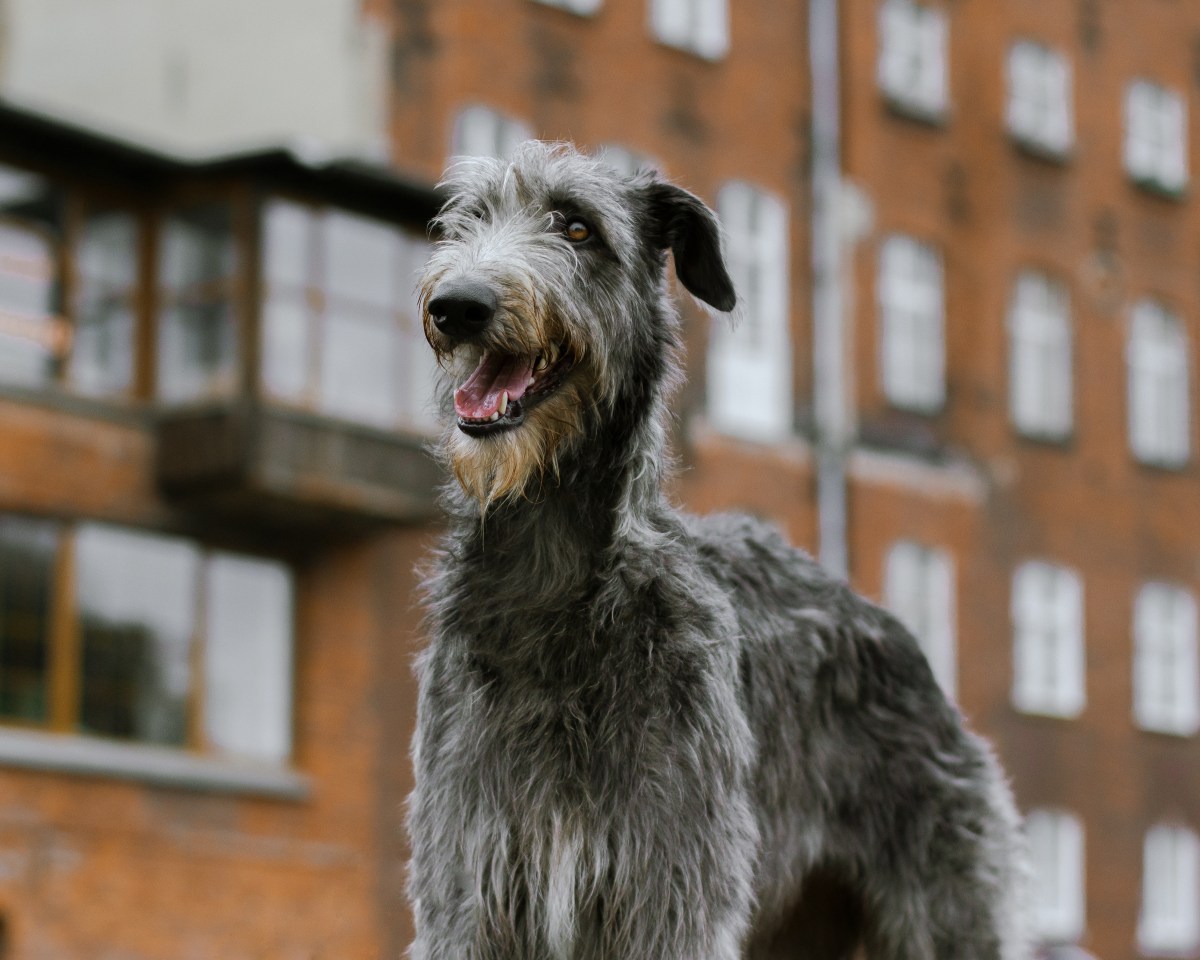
[{"left": 454, "top": 353, "right": 535, "bottom": 419}]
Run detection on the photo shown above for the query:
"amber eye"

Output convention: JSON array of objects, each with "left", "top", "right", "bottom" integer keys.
[{"left": 565, "top": 220, "right": 591, "bottom": 242}]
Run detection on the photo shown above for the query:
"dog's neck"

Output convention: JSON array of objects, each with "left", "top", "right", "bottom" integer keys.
[{"left": 444, "top": 374, "right": 677, "bottom": 604}]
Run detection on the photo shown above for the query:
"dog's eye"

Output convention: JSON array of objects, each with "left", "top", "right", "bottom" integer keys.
[{"left": 565, "top": 220, "right": 591, "bottom": 243}]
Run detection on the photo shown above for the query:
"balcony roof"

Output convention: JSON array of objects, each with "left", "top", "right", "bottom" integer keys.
[{"left": 0, "top": 98, "right": 441, "bottom": 222}]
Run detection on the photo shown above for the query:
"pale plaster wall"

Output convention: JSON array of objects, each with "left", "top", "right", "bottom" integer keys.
[{"left": 0, "top": 0, "right": 389, "bottom": 158}]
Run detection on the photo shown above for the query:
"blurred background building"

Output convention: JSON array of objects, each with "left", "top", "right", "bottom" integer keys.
[{"left": 0, "top": 0, "right": 1195, "bottom": 957}]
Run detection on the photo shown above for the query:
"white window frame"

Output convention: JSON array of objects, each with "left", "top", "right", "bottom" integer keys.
[
  {"left": 1008, "top": 270, "right": 1073, "bottom": 439},
  {"left": 1125, "top": 80, "right": 1188, "bottom": 194},
  {"left": 877, "top": 0, "right": 949, "bottom": 120},
  {"left": 1012, "top": 560, "right": 1085, "bottom": 718},
  {"left": 452, "top": 105, "right": 533, "bottom": 161},
  {"left": 649, "top": 0, "right": 729, "bottom": 61},
  {"left": 707, "top": 181, "right": 791, "bottom": 441},
  {"left": 884, "top": 541, "right": 956, "bottom": 698},
  {"left": 1026, "top": 809, "right": 1086, "bottom": 944},
  {"left": 1006, "top": 40, "right": 1073, "bottom": 157},
  {"left": 1134, "top": 583, "right": 1200, "bottom": 736},
  {"left": 1127, "top": 299, "right": 1190, "bottom": 467},
  {"left": 1140, "top": 824, "right": 1200, "bottom": 954},
  {"left": 533, "top": 0, "right": 602, "bottom": 14},
  {"left": 878, "top": 234, "right": 945, "bottom": 413}
]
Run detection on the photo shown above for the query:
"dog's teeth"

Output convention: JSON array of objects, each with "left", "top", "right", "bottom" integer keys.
[
  {"left": 488, "top": 412, "right": 499, "bottom": 422},
  {"left": 498, "top": 391, "right": 509, "bottom": 416}
]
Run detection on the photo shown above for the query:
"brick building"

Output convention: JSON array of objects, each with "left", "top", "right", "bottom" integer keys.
[
  {"left": 0, "top": 102, "right": 439, "bottom": 958},
  {"left": 383, "top": 1, "right": 1200, "bottom": 959},
  {"left": 0, "top": 0, "right": 1197, "bottom": 958}
]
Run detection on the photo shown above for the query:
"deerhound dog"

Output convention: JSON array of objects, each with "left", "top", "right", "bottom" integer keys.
[{"left": 409, "top": 142, "right": 1028, "bottom": 960}]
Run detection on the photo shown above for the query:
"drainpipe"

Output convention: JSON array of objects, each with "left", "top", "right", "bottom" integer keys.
[{"left": 809, "top": 0, "right": 850, "bottom": 579}]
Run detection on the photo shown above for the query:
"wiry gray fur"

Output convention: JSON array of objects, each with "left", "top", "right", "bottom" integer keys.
[{"left": 408, "top": 142, "right": 1029, "bottom": 960}]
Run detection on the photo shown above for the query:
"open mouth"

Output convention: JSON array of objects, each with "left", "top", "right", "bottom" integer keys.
[{"left": 453, "top": 344, "right": 573, "bottom": 436}]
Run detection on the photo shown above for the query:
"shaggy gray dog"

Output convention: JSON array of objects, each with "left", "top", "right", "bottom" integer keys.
[{"left": 409, "top": 142, "right": 1028, "bottom": 960}]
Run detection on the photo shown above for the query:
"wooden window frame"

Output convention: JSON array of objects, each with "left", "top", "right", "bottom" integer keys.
[
  {"left": 0, "top": 155, "right": 168, "bottom": 403},
  {"left": 2, "top": 515, "right": 295, "bottom": 763},
  {"left": 153, "top": 181, "right": 252, "bottom": 406}
]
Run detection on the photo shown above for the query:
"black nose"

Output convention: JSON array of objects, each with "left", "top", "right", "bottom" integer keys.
[{"left": 428, "top": 281, "right": 498, "bottom": 339}]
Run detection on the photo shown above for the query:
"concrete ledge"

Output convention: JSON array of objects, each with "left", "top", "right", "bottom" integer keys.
[{"left": 0, "top": 728, "right": 311, "bottom": 801}]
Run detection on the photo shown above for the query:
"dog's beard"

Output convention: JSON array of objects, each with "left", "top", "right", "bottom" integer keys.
[{"left": 446, "top": 380, "right": 586, "bottom": 509}]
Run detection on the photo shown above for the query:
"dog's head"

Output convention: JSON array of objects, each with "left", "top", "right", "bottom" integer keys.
[{"left": 419, "top": 141, "right": 735, "bottom": 507}]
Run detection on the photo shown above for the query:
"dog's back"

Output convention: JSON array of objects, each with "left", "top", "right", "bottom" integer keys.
[{"left": 686, "top": 511, "right": 1028, "bottom": 959}]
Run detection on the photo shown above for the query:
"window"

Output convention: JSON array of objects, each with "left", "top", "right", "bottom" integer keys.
[
  {"left": 708, "top": 182, "right": 791, "bottom": 440},
  {"left": 1125, "top": 80, "right": 1188, "bottom": 194},
  {"left": 1140, "top": 825, "right": 1200, "bottom": 954},
  {"left": 649, "top": 0, "right": 729, "bottom": 60},
  {"left": 884, "top": 541, "right": 956, "bottom": 698},
  {"left": 156, "top": 202, "right": 238, "bottom": 404},
  {"left": 878, "top": 234, "right": 944, "bottom": 412},
  {"left": 1009, "top": 271, "right": 1072, "bottom": 439},
  {"left": 0, "top": 164, "right": 64, "bottom": 388},
  {"left": 0, "top": 515, "right": 294, "bottom": 764},
  {"left": 261, "top": 198, "right": 436, "bottom": 432},
  {"left": 1128, "top": 299, "right": 1190, "bottom": 467},
  {"left": 595, "top": 144, "right": 656, "bottom": 178},
  {"left": 1006, "top": 41, "right": 1073, "bottom": 156},
  {"left": 1012, "top": 561, "right": 1085, "bottom": 718},
  {"left": 534, "top": 0, "right": 602, "bottom": 13},
  {"left": 1134, "top": 583, "right": 1199, "bottom": 736},
  {"left": 1026, "top": 810, "right": 1085, "bottom": 943},
  {"left": 70, "top": 210, "right": 139, "bottom": 397},
  {"left": 877, "top": 0, "right": 948, "bottom": 120},
  {"left": 0, "top": 163, "right": 141, "bottom": 399},
  {"left": 452, "top": 106, "right": 533, "bottom": 161},
  {"left": 0, "top": 516, "right": 57, "bottom": 723}
]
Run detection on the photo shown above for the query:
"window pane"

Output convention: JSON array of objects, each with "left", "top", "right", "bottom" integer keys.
[
  {"left": 70, "top": 211, "right": 137, "bottom": 397},
  {"left": 320, "top": 307, "right": 400, "bottom": 426},
  {"left": 157, "top": 204, "right": 237, "bottom": 403},
  {"left": 0, "top": 516, "right": 56, "bottom": 723},
  {"left": 0, "top": 166, "right": 64, "bottom": 387},
  {"left": 205, "top": 553, "right": 293, "bottom": 764},
  {"left": 262, "top": 200, "right": 313, "bottom": 289},
  {"left": 326, "top": 211, "right": 395, "bottom": 309},
  {"left": 261, "top": 200, "right": 317, "bottom": 405},
  {"left": 75, "top": 525, "right": 199, "bottom": 746},
  {"left": 1027, "top": 810, "right": 1085, "bottom": 942},
  {"left": 262, "top": 296, "right": 313, "bottom": 403},
  {"left": 397, "top": 232, "right": 438, "bottom": 432}
]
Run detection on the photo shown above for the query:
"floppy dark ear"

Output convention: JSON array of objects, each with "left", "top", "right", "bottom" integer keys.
[{"left": 644, "top": 181, "right": 737, "bottom": 313}]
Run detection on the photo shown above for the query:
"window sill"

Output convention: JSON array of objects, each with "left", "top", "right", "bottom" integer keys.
[
  {"left": 0, "top": 382, "right": 150, "bottom": 427},
  {"left": 1128, "top": 175, "right": 1188, "bottom": 202},
  {"left": 1013, "top": 426, "right": 1075, "bottom": 450},
  {"left": 1133, "top": 453, "right": 1191, "bottom": 473},
  {"left": 530, "top": 0, "right": 601, "bottom": 17},
  {"left": 1011, "top": 702, "right": 1084, "bottom": 721},
  {"left": 881, "top": 94, "right": 949, "bottom": 129},
  {"left": 1135, "top": 720, "right": 1200, "bottom": 739},
  {"left": 652, "top": 36, "right": 728, "bottom": 63},
  {"left": 1011, "top": 134, "right": 1073, "bottom": 166},
  {"left": 0, "top": 727, "right": 310, "bottom": 801}
]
